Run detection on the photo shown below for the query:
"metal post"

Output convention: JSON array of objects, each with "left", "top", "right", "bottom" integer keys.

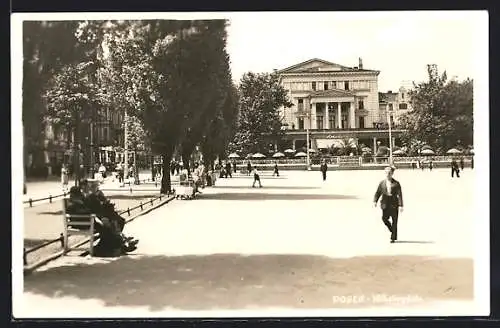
[
  {"left": 124, "top": 111, "right": 129, "bottom": 182},
  {"left": 306, "top": 116, "right": 310, "bottom": 170},
  {"left": 89, "top": 122, "right": 94, "bottom": 179},
  {"left": 386, "top": 104, "right": 393, "bottom": 165}
]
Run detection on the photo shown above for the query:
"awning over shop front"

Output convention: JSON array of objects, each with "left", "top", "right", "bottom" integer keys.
[{"left": 316, "top": 139, "right": 343, "bottom": 149}]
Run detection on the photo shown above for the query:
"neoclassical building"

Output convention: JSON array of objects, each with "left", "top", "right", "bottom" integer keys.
[{"left": 277, "top": 58, "right": 406, "bottom": 152}]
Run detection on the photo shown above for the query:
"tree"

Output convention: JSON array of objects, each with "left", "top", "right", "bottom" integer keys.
[
  {"left": 229, "top": 72, "right": 292, "bottom": 155},
  {"left": 44, "top": 61, "right": 106, "bottom": 184},
  {"left": 399, "top": 64, "right": 473, "bottom": 153}
]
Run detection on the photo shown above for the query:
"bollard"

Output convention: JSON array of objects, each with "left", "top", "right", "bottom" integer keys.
[
  {"left": 127, "top": 208, "right": 130, "bottom": 216},
  {"left": 49, "top": 195, "right": 52, "bottom": 203},
  {"left": 63, "top": 192, "right": 66, "bottom": 197},
  {"left": 140, "top": 202, "right": 143, "bottom": 210},
  {"left": 150, "top": 199, "right": 153, "bottom": 206},
  {"left": 23, "top": 248, "right": 27, "bottom": 265},
  {"left": 129, "top": 187, "right": 133, "bottom": 194},
  {"left": 155, "top": 181, "right": 158, "bottom": 188},
  {"left": 59, "top": 233, "right": 64, "bottom": 248},
  {"left": 29, "top": 198, "right": 33, "bottom": 207},
  {"left": 159, "top": 194, "right": 162, "bottom": 201}
]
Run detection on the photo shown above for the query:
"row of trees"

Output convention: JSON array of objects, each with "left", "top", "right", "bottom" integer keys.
[
  {"left": 399, "top": 64, "right": 473, "bottom": 154},
  {"left": 30, "top": 20, "right": 240, "bottom": 193}
]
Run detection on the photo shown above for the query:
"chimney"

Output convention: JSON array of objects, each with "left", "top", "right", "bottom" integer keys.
[{"left": 358, "top": 57, "right": 363, "bottom": 69}]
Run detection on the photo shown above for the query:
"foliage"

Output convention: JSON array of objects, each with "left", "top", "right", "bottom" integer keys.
[
  {"left": 399, "top": 64, "right": 473, "bottom": 153},
  {"left": 229, "top": 72, "right": 292, "bottom": 155}
]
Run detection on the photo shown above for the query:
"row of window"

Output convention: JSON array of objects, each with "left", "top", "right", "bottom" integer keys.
[
  {"left": 291, "top": 113, "right": 397, "bottom": 130},
  {"left": 382, "top": 103, "right": 408, "bottom": 110},
  {"left": 296, "top": 99, "right": 365, "bottom": 110},
  {"left": 287, "top": 80, "right": 373, "bottom": 92}
]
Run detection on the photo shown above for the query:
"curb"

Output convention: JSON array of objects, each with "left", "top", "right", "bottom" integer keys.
[{"left": 23, "top": 195, "right": 175, "bottom": 275}]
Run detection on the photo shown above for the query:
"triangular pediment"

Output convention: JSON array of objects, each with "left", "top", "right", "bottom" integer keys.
[{"left": 278, "top": 58, "right": 350, "bottom": 74}]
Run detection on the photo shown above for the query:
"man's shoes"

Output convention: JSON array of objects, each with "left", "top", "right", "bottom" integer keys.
[
  {"left": 123, "top": 244, "right": 137, "bottom": 253},
  {"left": 390, "top": 239, "right": 396, "bottom": 243}
]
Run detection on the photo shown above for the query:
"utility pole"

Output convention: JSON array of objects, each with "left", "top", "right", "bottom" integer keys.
[
  {"left": 386, "top": 104, "right": 393, "bottom": 165},
  {"left": 123, "top": 110, "right": 129, "bottom": 181}
]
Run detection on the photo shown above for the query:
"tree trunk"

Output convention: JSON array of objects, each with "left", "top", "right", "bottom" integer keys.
[
  {"left": 182, "top": 152, "right": 191, "bottom": 175},
  {"left": 160, "top": 155, "right": 171, "bottom": 194},
  {"left": 151, "top": 154, "right": 155, "bottom": 181}
]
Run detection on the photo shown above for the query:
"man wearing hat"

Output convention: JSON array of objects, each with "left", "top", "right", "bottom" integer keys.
[{"left": 373, "top": 166, "right": 404, "bottom": 243}]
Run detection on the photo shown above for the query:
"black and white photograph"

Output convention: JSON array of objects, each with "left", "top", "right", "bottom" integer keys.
[{"left": 11, "top": 11, "right": 489, "bottom": 318}]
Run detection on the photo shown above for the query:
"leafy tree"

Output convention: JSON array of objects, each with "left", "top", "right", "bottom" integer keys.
[
  {"left": 43, "top": 61, "right": 106, "bottom": 183},
  {"left": 229, "top": 72, "right": 292, "bottom": 155},
  {"left": 400, "top": 64, "right": 473, "bottom": 153}
]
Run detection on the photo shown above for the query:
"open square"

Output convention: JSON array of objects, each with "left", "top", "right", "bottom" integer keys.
[{"left": 20, "top": 168, "right": 476, "bottom": 317}]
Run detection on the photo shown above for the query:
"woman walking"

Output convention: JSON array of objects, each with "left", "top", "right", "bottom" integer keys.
[{"left": 61, "top": 163, "right": 69, "bottom": 192}]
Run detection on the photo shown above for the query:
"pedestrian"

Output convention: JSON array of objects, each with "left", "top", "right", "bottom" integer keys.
[
  {"left": 225, "top": 161, "right": 232, "bottom": 178},
  {"left": 61, "top": 163, "right": 69, "bottom": 192},
  {"left": 320, "top": 159, "right": 328, "bottom": 181},
  {"left": 247, "top": 162, "right": 252, "bottom": 176},
  {"left": 273, "top": 161, "right": 280, "bottom": 177},
  {"left": 451, "top": 158, "right": 460, "bottom": 178},
  {"left": 175, "top": 162, "right": 180, "bottom": 175},
  {"left": 170, "top": 161, "right": 176, "bottom": 176},
  {"left": 98, "top": 163, "right": 106, "bottom": 182},
  {"left": 429, "top": 159, "right": 433, "bottom": 171},
  {"left": 373, "top": 166, "right": 404, "bottom": 243},
  {"left": 232, "top": 160, "right": 237, "bottom": 175},
  {"left": 471, "top": 157, "right": 474, "bottom": 169},
  {"left": 252, "top": 166, "right": 262, "bottom": 188},
  {"left": 460, "top": 157, "right": 465, "bottom": 171},
  {"left": 421, "top": 159, "right": 425, "bottom": 170}
]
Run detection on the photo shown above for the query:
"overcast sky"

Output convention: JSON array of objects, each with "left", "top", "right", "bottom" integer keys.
[{"left": 225, "top": 11, "right": 487, "bottom": 91}]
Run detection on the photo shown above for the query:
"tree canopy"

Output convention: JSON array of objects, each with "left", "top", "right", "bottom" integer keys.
[
  {"left": 399, "top": 64, "right": 473, "bottom": 154},
  {"left": 229, "top": 72, "right": 292, "bottom": 155}
]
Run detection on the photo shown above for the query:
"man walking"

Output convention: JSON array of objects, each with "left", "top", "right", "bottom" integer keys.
[
  {"left": 451, "top": 158, "right": 460, "bottom": 178},
  {"left": 273, "top": 161, "right": 280, "bottom": 177},
  {"left": 320, "top": 159, "right": 328, "bottom": 181},
  {"left": 460, "top": 157, "right": 465, "bottom": 171},
  {"left": 247, "top": 161, "right": 252, "bottom": 176},
  {"left": 373, "top": 166, "right": 404, "bottom": 243},
  {"left": 252, "top": 166, "right": 262, "bottom": 188}
]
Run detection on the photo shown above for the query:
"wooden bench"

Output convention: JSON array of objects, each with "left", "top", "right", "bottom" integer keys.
[{"left": 62, "top": 198, "right": 96, "bottom": 256}]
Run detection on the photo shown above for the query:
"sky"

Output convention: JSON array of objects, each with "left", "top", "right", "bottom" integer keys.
[{"left": 225, "top": 11, "right": 487, "bottom": 91}]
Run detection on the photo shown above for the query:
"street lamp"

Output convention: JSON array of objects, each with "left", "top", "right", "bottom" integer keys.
[{"left": 386, "top": 104, "right": 393, "bottom": 165}]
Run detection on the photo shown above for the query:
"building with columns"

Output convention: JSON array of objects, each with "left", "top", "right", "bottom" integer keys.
[{"left": 276, "top": 58, "right": 405, "bottom": 152}]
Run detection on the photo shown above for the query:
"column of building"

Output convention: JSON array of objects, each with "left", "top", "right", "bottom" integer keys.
[
  {"left": 349, "top": 102, "right": 356, "bottom": 129},
  {"left": 310, "top": 101, "right": 317, "bottom": 129},
  {"left": 325, "top": 102, "right": 330, "bottom": 129},
  {"left": 337, "top": 102, "right": 342, "bottom": 129}
]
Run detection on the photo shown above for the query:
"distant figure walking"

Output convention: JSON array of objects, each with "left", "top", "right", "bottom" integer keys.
[
  {"left": 373, "top": 166, "right": 404, "bottom": 243},
  {"left": 225, "top": 161, "right": 232, "bottom": 178},
  {"left": 252, "top": 167, "right": 262, "bottom": 188},
  {"left": 232, "top": 161, "right": 237, "bottom": 175},
  {"left": 471, "top": 157, "right": 474, "bottom": 169},
  {"left": 460, "top": 157, "right": 465, "bottom": 171},
  {"left": 61, "top": 164, "right": 69, "bottom": 192},
  {"left": 451, "top": 158, "right": 460, "bottom": 178},
  {"left": 320, "top": 159, "right": 328, "bottom": 181},
  {"left": 429, "top": 160, "right": 433, "bottom": 171},
  {"left": 273, "top": 162, "right": 280, "bottom": 177},
  {"left": 247, "top": 162, "right": 252, "bottom": 176}
]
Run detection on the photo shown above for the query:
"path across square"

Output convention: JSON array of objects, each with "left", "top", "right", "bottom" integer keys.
[{"left": 18, "top": 168, "right": 478, "bottom": 317}]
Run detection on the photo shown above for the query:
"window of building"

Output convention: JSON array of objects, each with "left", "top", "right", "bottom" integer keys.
[
  {"left": 316, "top": 116, "right": 324, "bottom": 129},
  {"left": 390, "top": 115, "right": 394, "bottom": 125},
  {"left": 345, "top": 81, "right": 349, "bottom": 90},
  {"left": 324, "top": 82, "right": 329, "bottom": 90},
  {"left": 399, "top": 103, "right": 408, "bottom": 110},
  {"left": 401, "top": 93, "right": 405, "bottom": 100},
  {"left": 329, "top": 115, "right": 335, "bottom": 129},
  {"left": 358, "top": 100, "right": 364, "bottom": 110},
  {"left": 312, "top": 82, "right": 316, "bottom": 91},
  {"left": 359, "top": 116, "right": 365, "bottom": 128},
  {"left": 298, "top": 98, "right": 304, "bottom": 111},
  {"left": 389, "top": 103, "right": 394, "bottom": 111},
  {"left": 332, "top": 81, "right": 337, "bottom": 89},
  {"left": 298, "top": 118, "right": 304, "bottom": 129}
]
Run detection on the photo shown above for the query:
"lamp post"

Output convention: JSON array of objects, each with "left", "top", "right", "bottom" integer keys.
[
  {"left": 386, "top": 104, "right": 393, "bottom": 165},
  {"left": 123, "top": 110, "right": 129, "bottom": 182}
]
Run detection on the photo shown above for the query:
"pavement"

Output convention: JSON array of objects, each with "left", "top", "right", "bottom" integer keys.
[{"left": 16, "top": 168, "right": 485, "bottom": 317}]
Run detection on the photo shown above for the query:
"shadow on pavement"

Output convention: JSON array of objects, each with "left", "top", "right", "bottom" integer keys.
[
  {"left": 24, "top": 253, "right": 472, "bottom": 311},
  {"left": 107, "top": 195, "right": 159, "bottom": 200},
  {"left": 36, "top": 210, "right": 64, "bottom": 216},
  {"left": 215, "top": 185, "right": 321, "bottom": 190},
  {"left": 395, "top": 241, "right": 435, "bottom": 244},
  {"left": 197, "top": 192, "right": 358, "bottom": 201},
  {"left": 24, "top": 238, "right": 57, "bottom": 248}
]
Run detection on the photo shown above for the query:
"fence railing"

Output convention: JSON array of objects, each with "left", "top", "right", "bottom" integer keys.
[
  {"left": 23, "top": 177, "right": 161, "bottom": 207},
  {"left": 23, "top": 192, "right": 172, "bottom": 266}
]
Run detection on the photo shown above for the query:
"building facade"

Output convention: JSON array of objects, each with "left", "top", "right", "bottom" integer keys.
[
  {"left": 378, "top": 86, "right": 413, "bottom": 127},
  {"left": 277, "top": 58, "right": 406, "bottom": 152}
]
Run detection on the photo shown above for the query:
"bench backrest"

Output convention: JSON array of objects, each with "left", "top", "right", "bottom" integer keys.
[{"left": 63, "top": 198, "right": 95, "bottom": 228}]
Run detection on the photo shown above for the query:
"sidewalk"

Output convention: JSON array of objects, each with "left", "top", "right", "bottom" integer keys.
[{"left": 19, "top": 169, "right": 476, "bottom": 317}]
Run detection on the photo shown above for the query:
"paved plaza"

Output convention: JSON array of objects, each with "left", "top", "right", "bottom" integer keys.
[{"left": 16, "top": 168, "right": 479, "bottom": 317}]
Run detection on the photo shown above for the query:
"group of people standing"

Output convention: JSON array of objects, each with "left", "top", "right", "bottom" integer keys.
[{"left": 66, "top": 179, "right": 139, "bottom": 257}]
